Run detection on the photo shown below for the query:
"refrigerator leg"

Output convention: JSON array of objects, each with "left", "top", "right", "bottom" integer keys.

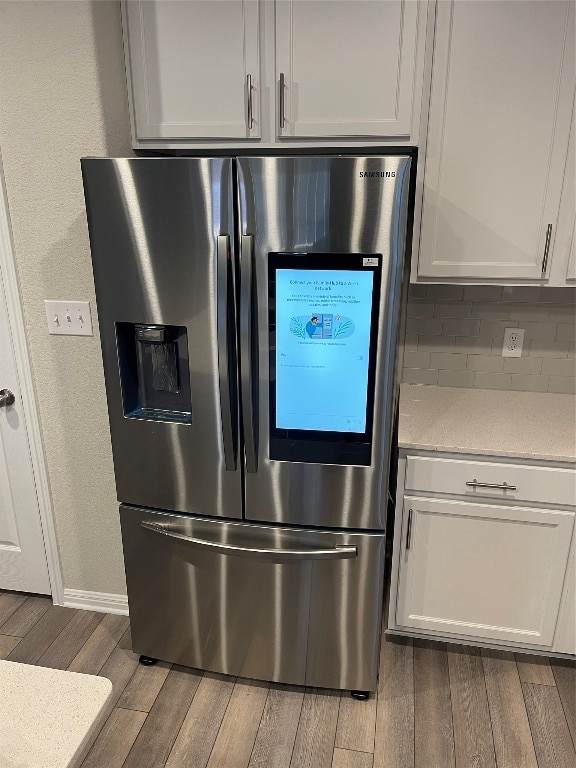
[
  {"left": 351, "top": 690, "right": 370, "bottom": 701},
  {"left": 139, "top": 655, "right": 158, "bottom": 667}
]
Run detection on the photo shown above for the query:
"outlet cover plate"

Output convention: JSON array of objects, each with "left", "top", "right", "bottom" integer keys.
[
  {"left": 502, "top": 327, "right": 525, "bottom": 358},
  {"left": 45, "top": 300, "right": 93, "bottom": 336}
]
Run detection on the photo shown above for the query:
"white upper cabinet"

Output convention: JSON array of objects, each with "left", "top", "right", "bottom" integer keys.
[
  {"left": 417, "top": 0, "right": 575, "bottom": 282},
  {"left": 275, "top": 0, "right": 419, "bottom": 138},
  {"left": 550, "top": 105, "right": 576, "bottom": 284},
  {"left": 123, "top": 0, "right": 260, "bottom": 140}
]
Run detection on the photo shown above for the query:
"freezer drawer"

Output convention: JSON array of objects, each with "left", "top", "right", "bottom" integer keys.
[{"left": 121, "top": 505, "right": 385, "bottom": 691}]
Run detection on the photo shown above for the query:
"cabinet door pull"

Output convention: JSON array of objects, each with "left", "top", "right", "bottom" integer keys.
[
  {"left": 406, "top": 508, "right": 413, "bottom": 551},
  {"left": 541, "top": 223, "right": 552, "bottom": 275},
  {"left": 279, "top": 72, "right": 286, "bottom": 129},
  {"left": 466, "top": 479, "right": 517, "bottom": 490},
  {"left": 246, "top": 74, "right": 254, "bottom": 130}
]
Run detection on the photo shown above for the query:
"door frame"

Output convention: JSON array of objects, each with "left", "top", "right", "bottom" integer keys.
[{"left": 0, "top": 149, "right": 64, "bottom": 603}]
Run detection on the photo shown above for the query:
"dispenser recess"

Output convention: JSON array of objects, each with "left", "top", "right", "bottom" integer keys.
[{"left": 116, "top": 323, "right": 192, "bottom": 424}]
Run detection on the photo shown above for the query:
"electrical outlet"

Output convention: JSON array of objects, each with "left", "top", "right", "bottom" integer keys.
[
  {"left": 45, "top": 300, "right": 93, "bottom": 336},
  {"left": 502, "top": 327, "right": 525, "bottom": 357}
]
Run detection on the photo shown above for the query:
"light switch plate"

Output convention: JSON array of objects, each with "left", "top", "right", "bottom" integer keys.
[{"left": 45, "top": 300, "right": 93, "bottom": 336}]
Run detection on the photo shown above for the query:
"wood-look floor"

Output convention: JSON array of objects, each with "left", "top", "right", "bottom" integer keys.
[{"left": 0, "top": 590, "right": 574, "bottom": 768}]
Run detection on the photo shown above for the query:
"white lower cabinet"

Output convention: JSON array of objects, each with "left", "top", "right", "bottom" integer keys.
[{"left": 390, "top": 451, "right": 576, "bottom": 655}]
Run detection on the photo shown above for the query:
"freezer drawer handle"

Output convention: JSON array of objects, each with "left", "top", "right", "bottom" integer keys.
[{"left": 141, "top": 521, "right": 357, "bottom": 561}]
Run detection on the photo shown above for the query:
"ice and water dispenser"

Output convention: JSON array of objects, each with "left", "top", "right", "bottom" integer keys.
[{"left": 116, "top": 323, "right": 192, "bottom": 424}]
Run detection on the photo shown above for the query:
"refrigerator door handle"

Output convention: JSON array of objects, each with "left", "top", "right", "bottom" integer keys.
[
  {"left": 240, "top": 234, "right": 258, "bottom": 472},
  {"left": 141, "top": 521, "right": 358, "bottom": 561},
  {"left": 217, "top": 235, "right": 237, "bottom": 471}
]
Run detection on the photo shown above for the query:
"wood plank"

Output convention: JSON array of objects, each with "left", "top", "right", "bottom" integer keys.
[
  {"left": 37, "top": 609, "right": 102, "bottom": 669},
  {"left": 481, "top": 650, "right": 538, "bottom": 768},
  {"left": 98, "top": 646, "right": 141, "bottom": 708},
  {"left": 123, "top": 665, "right": 202, "bottom": 768},
  {"left": 206, "top": 677, "right": 270, "bottom": 768},
  {"left": 0, "top": 595, "right": 51, "bottom": 637},
  {"left": 515, "top": 654, "right": 556, "bottom": 686},
  {"left": 117, "top": 660, "right": 172, "bottom": 712},
  {"left": 7, "top": 605, "right": 75, "bottom": 664},
  {"left": 290, "top": 687, "right": 341, "bottom": 768},
  {"left": 165, "top": 671, "right": 235, "bottom": 768},
  {"left": 0, "top": 634, "right": 20, "bottom": 659},
  {"left": 335, "top": 690, "right": 377, "bottom": 754},
  {"left": 374, "top": 635, "right": 414, "bottom": 768},
  {"left": 522, "top": 682, "right": 576, "bottom": 768},
  {"left": 0, "top": 592, "right": 27, "bottom": 628},
  {"left": 68, "top": 613, "right": 129, "bottom": 674},
  {"left": 118, "top": 626, "right": 132, "bottom": 650},
  {"left": 447, "top": 645, "right": 496, "bottom": 768},
  {"left": 551, "top": 659, "right": 576, "bottom": 748},
  {"left": 332, "top": 748, "right": 373, "bottom": 768},
  {"left": 81, "top": 707, "right": 147, "bottom": 768},
  {"left": 249, "top": 683, "right": 305, "bottom": 768},
  {"left": 413, "top": 640, "right": 454, "bottom": 768}
]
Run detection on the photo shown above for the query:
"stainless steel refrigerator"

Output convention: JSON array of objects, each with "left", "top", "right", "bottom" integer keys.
[{"left": 82, "top": 155, "right": 411, "bottom": 694}]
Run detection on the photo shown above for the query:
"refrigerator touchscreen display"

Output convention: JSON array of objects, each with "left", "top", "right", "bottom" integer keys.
[
  {"left": 269, "top": 253, "right": 382, "bottom": 466},
  {"left": 275, "top": 269, "right": 374, "bottom": 433}
]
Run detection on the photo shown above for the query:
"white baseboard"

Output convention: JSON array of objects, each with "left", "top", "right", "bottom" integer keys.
[{"left": 62, "top": 589, "right": 129, "bottom": 616}]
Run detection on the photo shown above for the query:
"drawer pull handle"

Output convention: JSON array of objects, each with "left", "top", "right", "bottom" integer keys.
[
  {"left": 466, "top": 480, "right": 517, "bottom": 491},
  {"left": 141, "top": 521, "right": 357, "bottom": 561}
]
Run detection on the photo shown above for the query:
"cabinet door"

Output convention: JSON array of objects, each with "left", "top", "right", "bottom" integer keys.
[
  {"left": 551, "top": 105, "right": 576, "bottom": 284},
  {"left": 418, "top": 0, "right": 575, "bottom": 280},
  {"left": 123, "top": 0, "right": 260, "bottom": 140},
  {"left": 275, "top": 0, "right": 419, "bottom": 138},
  {"left": 396, "top": 496, "right": 575, "bottom": 647}
]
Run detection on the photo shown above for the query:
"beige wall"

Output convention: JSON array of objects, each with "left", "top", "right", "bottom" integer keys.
[{"left": 0, "top": 1, "right": 132, "bottom": 594}]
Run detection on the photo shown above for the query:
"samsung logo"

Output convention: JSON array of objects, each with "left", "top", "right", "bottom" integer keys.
[{"left": 359, "top": 171, "right": 396, "bottom": 178}]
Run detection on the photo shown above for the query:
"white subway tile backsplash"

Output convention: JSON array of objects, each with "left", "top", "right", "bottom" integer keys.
[
  {"left": 403, "top": 351, "right": 432, "bottom": 368},
  {"left": 438, "top": 370, "right": 475, "bottom": 387},
  {"left": 540, "top": 287, "right": 576, "bottom": 303},
  {"left": 501, "top": 286, "right": 542, "bottom": 302},
  {"left": 548, "top": 376, "right": 576, "bottom": 394},
  {"left": 473, "top": 372, "right": 512, "bottom": 390},
  {"left": 443, "top": 318, "right": 481, "bottom": 337},
  {"left": 407, "top": 302, "right": 435, "bottom": 317},
  {"left": 503, "top": 357, "right": 543, "bottom": 374},
  {"left": 454, "top": 336, "right": 494, "bottom": 355},
  {"left": 528, "top": 340, "right": 569, "bottom": 358},
  {"left": 509, "top": 305, "right": 550, "bottom": 322},
  {"left": 541, "top": 357, "right": 576, "bottom": 377},
  {"left": 463, "top": 286, "right": 502, "bottom": 301},
  {"left": 403, "top": 285, "right": 575, "bottom": 392},
  {"left": 404, "top": 333, "right": 419, "bottom": 352},
  {"left": 548, "top": 305, "right": 576, "bottom": 323},
  {"left": 522, "top": 322, "right": 558, "bottom": 342},
  {"left": 406, "top": 317, "right": 443, "bottom": 336},
  {"left": 478, "top": 319, "right": 519, "bottom": 339},
  {"left": 510, "top": 374, "right": 550, "bottom": 392},
  {"left": 430, "top": 352, "right": 468, "bottom": 370},
  {"left": 402, "top": 368, "right": 439, "bottom": 385},
  {"left": 466, "top": 355, "right": 504, "bottom": 373},
  {"left": 425, "top": 284, "right": 465, "bottom": 301},
  {"left": 470, "top": 303, "right": 511, "bottom": 320},
  {"left": 434, "top": 302, "right": 472, "bottom": 318},
  {"left": 418, "top": 336, "right": 456, "bottom": 353},
  {"left": 556, "top": 323, "right": 576, "bottom": 342}
]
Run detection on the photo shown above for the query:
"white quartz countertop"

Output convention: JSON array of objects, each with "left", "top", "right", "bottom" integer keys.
[
  {"left": 399, "top": 384, "right": 576, "bottom": 463},
  {"left": 0, "top": 660, "right": 112, "bottom": 768}
]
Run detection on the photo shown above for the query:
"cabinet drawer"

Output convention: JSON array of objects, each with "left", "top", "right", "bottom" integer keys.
[{"left": 405, "top": 456, "right": 576, "bottom": 507}]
